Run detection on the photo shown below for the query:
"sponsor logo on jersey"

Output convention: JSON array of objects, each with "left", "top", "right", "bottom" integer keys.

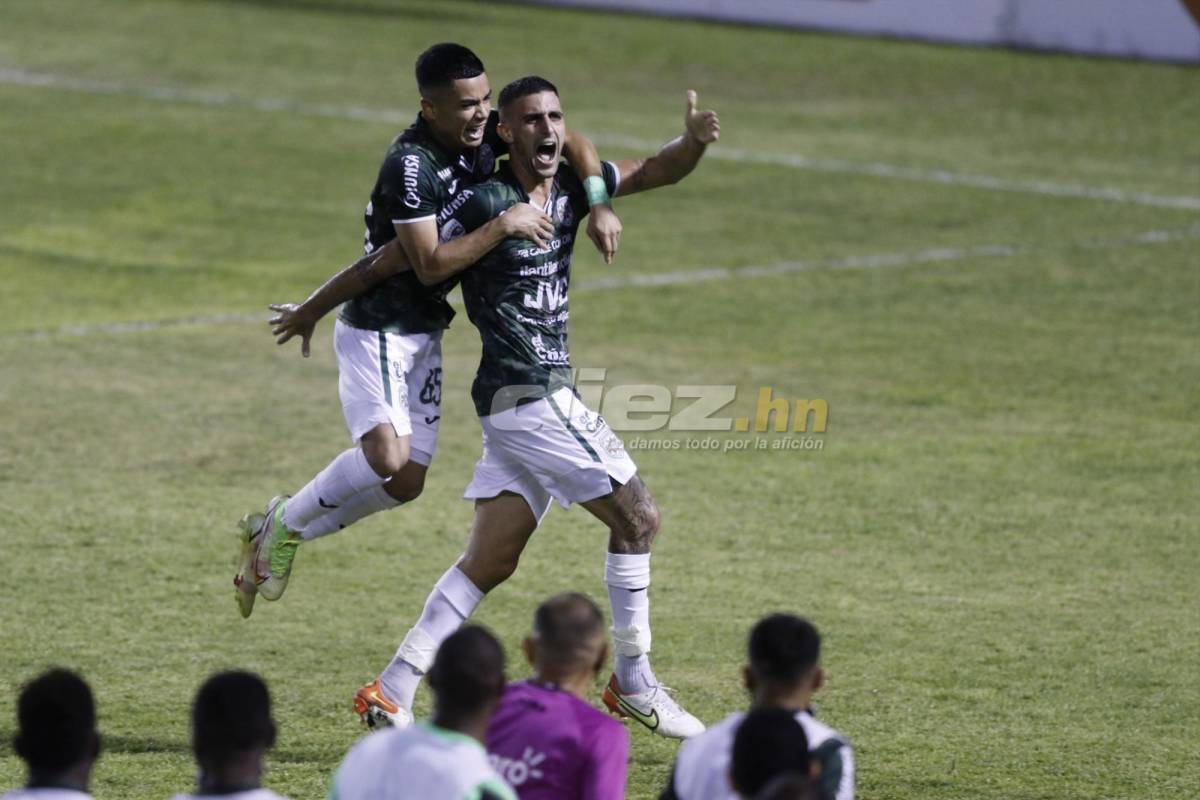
[
  {"left": 530, "top": 333, "right": 570, "bottom": 364},
  {"left": 440, "top": 218, "right": 466, "bottom": 243},
  {"left": 402, "top": 154, "right": 421, "bottom": 209},
  {"left": 437, "top": 188, "right": 475, "bottom": 223},
  {"left": 489, "top": 747, "right": 546, "bottom": 787},
  {"left": 523, "top": 277, "right": 568, "bottom": 312},
  {"left": 519, "top": 260, "right": 561, "bottom": 277},
  {"left": 555, "top": 195, "right": 574, "bottom": 227}
]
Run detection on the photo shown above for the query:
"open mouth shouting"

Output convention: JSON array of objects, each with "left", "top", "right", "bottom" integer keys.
[
  {"left": 533, "top": 138, "right": 560, "bottom": 172},
  {"left": 463, "top": 121, "right": 486, "bottom": 145}
]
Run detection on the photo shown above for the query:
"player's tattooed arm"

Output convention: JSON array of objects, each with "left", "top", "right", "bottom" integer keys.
[
  {"left": 268, "top": 241, "right": 409, "bottom": 357},
  {"left": 563, "top": 128, "right": 623, "bottom": 264},
  {"left": 612, "top": 90, "right": 720, "bottom": 197}
]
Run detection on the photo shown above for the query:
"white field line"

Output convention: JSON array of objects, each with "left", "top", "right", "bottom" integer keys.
[
  {"left": 6, "top": 223, "right": 1199, "bottom": 342},
  {"left": 3, "top": 67, "right": 1200, "bottom": 212}
]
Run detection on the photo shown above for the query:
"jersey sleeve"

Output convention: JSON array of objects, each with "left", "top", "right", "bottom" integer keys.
[
  {"left": 445, "top": 185, "right": 500, "bottom": 239},
  {"left": 378, "top": 148, "right": 439, "bottom": 225},
  {"left": 582, "top": 722, "right": 630, "bottom": 800},
  {"left": 483, "top": 109, "right": 508, "bottom": 157}
]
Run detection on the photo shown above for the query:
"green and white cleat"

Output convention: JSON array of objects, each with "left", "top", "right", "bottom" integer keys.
[
  {"left": 234, "top": 512, "right": 266, "bottom": 619},
  {"left": 252, "top": 495, "right": 301, "bottom": 602}
]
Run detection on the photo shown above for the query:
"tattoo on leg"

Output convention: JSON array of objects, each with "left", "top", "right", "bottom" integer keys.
[{"left": 609, "top": 476, "right": 659, "bottom": 554}]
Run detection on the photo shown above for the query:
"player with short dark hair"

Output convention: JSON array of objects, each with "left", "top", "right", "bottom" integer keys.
[
  {"left": 360, "top": 75, "right": 719, "bottom": 739},
  {"left": 331, "top": 626, "right": 515, "bottom": 800},
  {"left": 234, "top": 42, "right": 619, "bottom": 649},
  {"left": 171, "top": 671, "right": 288, "bottom": 800},
  {"left": 730, "top": 708, "right": 812, "bottom": 798},
  {"left": 415, "top": 42, "right": 486, "bottom": 94},
  {"left": 486, "top": 593, "right": 630, "bottom": 799},
  {"left": 661, "top": 615, "right": 855, "bottom": 800},
  {"left": 4, "top": 669, "right": 100, "bottom": 800}
]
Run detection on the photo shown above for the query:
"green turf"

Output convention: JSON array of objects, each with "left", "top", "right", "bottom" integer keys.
[{"left": 1, "top": 1, "right": 1198, "bottom": 798}]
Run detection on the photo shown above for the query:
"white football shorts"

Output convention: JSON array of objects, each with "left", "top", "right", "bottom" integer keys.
[
  {"left": 463, "top": 386, "right": 638, "bottom": 522},
  {"left": 333, "top": 318, "right": 442, "bottom": 466}
]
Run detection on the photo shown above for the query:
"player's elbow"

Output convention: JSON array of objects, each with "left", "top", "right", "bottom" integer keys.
[{"left": 412, "top": 262, "right": 444, "bottom": 286}]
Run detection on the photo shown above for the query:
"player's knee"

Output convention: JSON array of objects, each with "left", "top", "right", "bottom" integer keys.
[
  {"left": 362, "top": 436, "right": 409, "bottom": 477},
  {"left": 461, "top": 552, "right": 519, "bottom": 593},
  {"left": 637, "top": 499, "right": 662, "bottom": 542},
  {"left": 385, "top": 469, "right": 425, "bottom": 503}
]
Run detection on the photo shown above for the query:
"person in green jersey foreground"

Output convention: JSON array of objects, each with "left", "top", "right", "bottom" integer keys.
[{"left": 361, "top": 76, "right": 721, "bottom": 740}]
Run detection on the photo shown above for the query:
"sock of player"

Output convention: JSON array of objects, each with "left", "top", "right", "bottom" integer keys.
[
  {"left": 380, "top": 565, "right": 484, "bottom": 711},
  {"left": 283, "top": 447, "right": 385, "bottom": 532},
  {"left": 606, "top": 552, "right": 658, "bottom": 693},
  {"left": 300, "top": 484, "right": 401, "bottom": 541}
]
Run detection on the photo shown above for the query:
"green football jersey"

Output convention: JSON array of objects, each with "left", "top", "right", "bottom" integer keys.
[
  {"left": 339, "top": 113, "right": 506, "bottom": 334},
  {"left": 447, "top": 160, "right": 620, "bottom": 417}
]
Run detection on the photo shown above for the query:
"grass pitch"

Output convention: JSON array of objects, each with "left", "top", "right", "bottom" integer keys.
[{"left": 1, "top": 2, "right": 1198, "bottom": 798}]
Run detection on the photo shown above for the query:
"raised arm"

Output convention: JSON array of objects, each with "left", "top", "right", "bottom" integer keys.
[
  {"left": 563, "top": 128, "right": 623, "bottom": 264},
  {"left": 612, "top": 90, "right": 720, "bottom": 197},
  {"left": 268, "top": 240, "right": 409, "bottom": 357}
]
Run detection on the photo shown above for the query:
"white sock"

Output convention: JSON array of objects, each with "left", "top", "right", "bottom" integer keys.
[
  {"left": 284, "top": 448, "right": 385, "bottom": 532},
  {"left": 380, "top": 565, "right": 484, "bottom": 711},
  {"left": 606, "top": 552, "right": 658, "bottom": 693},
  {"left": 300, "top": 484, "right": 401, "bottom": 541}
]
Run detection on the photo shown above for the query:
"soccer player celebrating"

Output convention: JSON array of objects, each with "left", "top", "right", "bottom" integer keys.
[
  {"left": 3, "top": 670, "right": 100, "bottom": 800},
  {"left": 661, "top": 615, "right": 855, "bottom": 800},
  {"left": 235, "top": 43, "right": 619, "bottom": 618},
  {"left": 331, "top": 626, "right": 515, "bottom": 800},
  {"left": 355, "top": 76, "right": 720, "bottom": 739},
  {"left": 486, "top": 593, "right": 629, "bottom": 799},
  {"left": 171, "top": 671, "right": 288, "bottom": 800}
]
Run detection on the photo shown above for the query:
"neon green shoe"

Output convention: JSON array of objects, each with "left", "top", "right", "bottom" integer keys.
[
  {"left": 233, "top": 511, "right": 266, "bottom": 619},
  {"left": 252, "top": 495, "right": 301, "bottom": 602}
]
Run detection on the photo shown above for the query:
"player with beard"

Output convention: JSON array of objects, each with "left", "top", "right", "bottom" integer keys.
[
  {"left": 235, "top": 44, "right": 620, "bottom": 623},
  {"left": 354, "top": 75, "right": 720, "bottom": 739}
]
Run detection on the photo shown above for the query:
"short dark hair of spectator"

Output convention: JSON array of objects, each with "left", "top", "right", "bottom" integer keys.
[
  {"left": 14, "top": 669, "right": 98, "bottom": 773},
  {"left": 427, "top": 625, "right": 506, "bottom": 721},
  {"left": 755, "top": 772, "right": 829, "bottom": 800},
  {"left": 748, "top": 615, "right": 821, "bottom": 687},
  {"left": 731, "top": 707, "right": 811, "bottom": 798},
  {"left": 498, "top": 76, "right": 559, "bottom": 112},
  {"left": 415, "top": 43, "right": 485, "bottom": 95},
  {"left": 192, "top": 671, "right": 276, "bottom": 766},
  {"left": 532, "top": 593, "right": 607, "bottom": 670}
]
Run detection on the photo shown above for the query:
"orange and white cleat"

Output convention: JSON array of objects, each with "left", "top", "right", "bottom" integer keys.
[
  {"left": 602, "top": 674, "right": 704, "bottom": 739},
  {"left": 353, "top": 679, "right": 413, "bottom": 731}
]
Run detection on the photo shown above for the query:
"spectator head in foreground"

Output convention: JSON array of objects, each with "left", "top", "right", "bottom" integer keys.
[
  {"left": 730, "top": 707, "right": 814, "bottom": 798},
  {"left": 523, "top": 592, "right": 608, "bottom": 696},
  {"left": 11, "top": 668, "right": 101, "bottom": 797},
  {"left": 745, "top": 614, "right": 823, "bottom": 710},
  {"left": 428, "top": 624, "right": 508, "bottom": 742},
  {"left": 187, "top": 671, "right": 278, "bottom": 797}
]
